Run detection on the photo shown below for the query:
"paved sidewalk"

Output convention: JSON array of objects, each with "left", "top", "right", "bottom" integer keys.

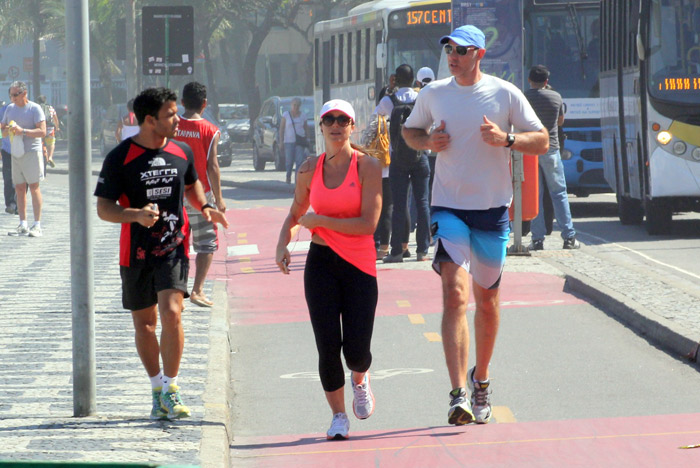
[{"left": 0, "top": 173, "right": 231, "bottom": 467}]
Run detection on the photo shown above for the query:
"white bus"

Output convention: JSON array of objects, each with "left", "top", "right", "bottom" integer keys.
[
  {"left": 312, "top": 0, "right": 452, "bottom": 152},
  {"left": 600, "top": 0, "right": 700, "bottom": 234}
]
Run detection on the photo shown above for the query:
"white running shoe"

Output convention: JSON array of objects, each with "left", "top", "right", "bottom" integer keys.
[
  {"left": 326, "top": 412, "right": 349, "bottom": 440},
  {"left": 468, "top": 367, "right": 492, "bottom": 424},
  {"left": 8, "top": 224, "right": 29, "bottom": 236},
  {"left": 352, "top": 372, "right": 375, "bottom": 420},
  {"left": 28, "top": 224, "right": 42, "bottom": 237},
  {"left": 447, "top": 387, "right": 474, "bottom": 425}
]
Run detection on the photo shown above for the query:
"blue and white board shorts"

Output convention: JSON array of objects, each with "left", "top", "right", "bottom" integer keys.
[{"left": 431, "top": 206, "right": 510, "bottom": 290}]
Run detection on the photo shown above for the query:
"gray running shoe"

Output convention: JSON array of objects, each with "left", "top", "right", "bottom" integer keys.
[
  {"left": 326, "top": 412, "right": 349, "bottom": 440},
  {"left": 467, "top": 367, "right": 492, "bottom": 424},
  {"left": 351, "top": 372, "right": 375, "bottom": 420},
  {"left": 28, "top": 224, "right": 42, "bottom": 237},
  {"left": 447, "top": 387, "right": 474, "bottom": 425},
  {"left": 8, "top": 224, "right": 29, "bottom": 236}
]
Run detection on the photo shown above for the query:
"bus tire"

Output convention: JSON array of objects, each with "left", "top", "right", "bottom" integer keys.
[
  {"left": 644, "top": 199, "right": 672, "bottom": 235},
  {"left": 617, "top": 195, "right": 644, "bottom": 225}
]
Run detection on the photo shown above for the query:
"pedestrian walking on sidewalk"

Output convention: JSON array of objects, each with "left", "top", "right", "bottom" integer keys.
[
  {"left": 524, "top": 65, "right": 580, "bottom": 251},
  {"left": 0, "top": 97, "right": 17, "bottom": 214},
  {"left": 1, "top": 81, "right": 47, "bottom": 237},
  {"left": 401, "top": 25, "right": 548, "bottom": 426},
  {"left": 174, "top": 81, "right": 226, "bottom": 308},
  {"left": 94, "top": 87, "right": 228, "bottom": 421},
  {"left": 280, "top": 97, "right": 309, "bottom": 184},
  {"left": 36, "top": 95, "right": 60, "bottom": 169},
  {"left": 275, "top": 99, "right": 382, "bottom": 440}
]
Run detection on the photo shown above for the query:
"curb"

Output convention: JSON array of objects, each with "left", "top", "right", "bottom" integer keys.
[
  {"left": 544, "top": 257, "right": 700, "bottom": 369},
  {"left": 199, "top": 280, "right": 232, "bottom": 468}
]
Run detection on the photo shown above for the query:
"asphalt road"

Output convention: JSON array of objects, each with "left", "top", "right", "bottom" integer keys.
[{"left": 225, "top": 187, "right": 700, "bottom": 467}]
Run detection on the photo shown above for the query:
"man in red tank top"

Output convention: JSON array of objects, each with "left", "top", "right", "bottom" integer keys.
[{"left": 174, "top": 82, "right": 226, "bottom": 307}]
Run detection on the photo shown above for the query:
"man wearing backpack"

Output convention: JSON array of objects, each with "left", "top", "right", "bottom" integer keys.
[{"left": 374, "top": 64, "right": 431, "bottom": 263}]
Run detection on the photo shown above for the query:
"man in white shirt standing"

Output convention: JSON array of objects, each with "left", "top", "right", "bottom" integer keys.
[
  {"left": 402, "top": 25, "right": 549, "bottom": 426},
  {"left": 1, "top": 81, "right": 47, "bottom": 237}
]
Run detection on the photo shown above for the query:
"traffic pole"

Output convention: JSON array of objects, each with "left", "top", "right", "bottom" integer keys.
[
  {"left": 65, "top": 0, "right": 96, "bottom": 417},
  {"left": 507, "top": 151, "right": 531, "bottom": 256}
]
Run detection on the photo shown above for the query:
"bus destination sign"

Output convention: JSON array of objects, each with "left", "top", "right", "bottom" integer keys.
[
  {"left": 656, "top": 77, "right": 700, "bottom": 92},
  {"left": 390, "top": 6, "right": 452, "bottom": 29}
]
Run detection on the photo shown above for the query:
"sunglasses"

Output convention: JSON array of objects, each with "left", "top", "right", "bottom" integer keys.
[
  {"left": 321, "top": 114, "right": 353, "bottom": 127},
  {"left": 10, "top": 91, "right": 24, "bottom": 97},
  {"left": 444, "top": 44, "right": 479, "bottom": 56}
]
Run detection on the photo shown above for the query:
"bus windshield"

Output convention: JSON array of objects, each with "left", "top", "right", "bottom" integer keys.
[
  {"left": 648, "top": 0, "right": 700, "bottom": 104},
  {"left": 525, "top": 5, "right": 600, "bottom": 98},
  {"left": 387, "top": 30, "right": 445, "bottom": 78}
]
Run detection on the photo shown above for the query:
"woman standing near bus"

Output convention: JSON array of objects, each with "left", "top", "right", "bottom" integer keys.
[{"left": 275, "top": 99, "right": 382, "bottom": 440}]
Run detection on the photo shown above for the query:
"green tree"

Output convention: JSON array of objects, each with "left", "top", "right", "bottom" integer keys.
[{"left": 0, "top": 0, "right": 63, "bottom": 99}]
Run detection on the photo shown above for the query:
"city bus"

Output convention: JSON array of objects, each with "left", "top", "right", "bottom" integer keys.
[
  {"left": 600, "top": 0, "right": 700, "bottom": 234},
  {"left": 312, "top": 0, "right": 452, "bottom": 152},
  {"left": 523, "top": 0, "right": 608, "bottom": 198}
]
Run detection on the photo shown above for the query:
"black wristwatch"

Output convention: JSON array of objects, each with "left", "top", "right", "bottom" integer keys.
[
  {"left": 201, "top": 203, "right": 214, "bottom": 213},
  {"left": 505, "top": 133, "right": 515, "bottom": 148}
]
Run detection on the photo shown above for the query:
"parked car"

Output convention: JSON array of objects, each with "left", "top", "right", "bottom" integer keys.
[
  {"left": 219, "top": 103, "right": 250, "bottom": 144},
  {"left": 251, "top": 96, "right": 315, "bottom": 171}
]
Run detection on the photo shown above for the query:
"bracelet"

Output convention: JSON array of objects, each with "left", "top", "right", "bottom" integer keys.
[{"left": 201, "top": 203, "right": 214, "bottom": 213}]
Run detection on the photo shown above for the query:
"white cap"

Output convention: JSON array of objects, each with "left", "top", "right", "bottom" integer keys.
[
  {"left": 319, "top": 99, "right": 355, "bottom": 122},
  {"left": 416, "top": 67, "right": 435, "bottom": 84}
]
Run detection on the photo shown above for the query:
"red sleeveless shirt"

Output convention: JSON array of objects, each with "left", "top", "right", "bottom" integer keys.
[{"left": 309, "top": 151, "right": 376, "bottom": 277}]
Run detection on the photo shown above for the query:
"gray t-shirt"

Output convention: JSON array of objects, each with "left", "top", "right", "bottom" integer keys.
[
  {"left": 1, "top": 101, "right": 45, "bottom": 153},
  {"left": 524, "top": 87, "right": 563, "bottom": 151},
  {"left": 405, "top": 74, "right": 543, "bottom": 210}
]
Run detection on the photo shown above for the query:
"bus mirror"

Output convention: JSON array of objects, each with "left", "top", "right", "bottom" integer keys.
[
  {"left": 376, "top": 43, "right": 387, "bottom": 69},
  {"left": 636, "top": 33, "right": 645, "bottom": 61}
]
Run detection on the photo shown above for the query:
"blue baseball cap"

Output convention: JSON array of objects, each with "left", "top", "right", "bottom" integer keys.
[{"left": 439, "top": 25, "right": 486, "bottom": 49}]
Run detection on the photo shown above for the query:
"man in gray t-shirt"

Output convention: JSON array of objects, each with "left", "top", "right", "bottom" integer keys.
[
  {"left": 524, "top": 65, "right": 580, "bottom": 251},
  {"left": 0, "top": 81, "right": 47, "bottom": 237}
]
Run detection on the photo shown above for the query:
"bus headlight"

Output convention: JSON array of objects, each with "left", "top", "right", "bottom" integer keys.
[
  {"left": 692, "top": 147, "right": 700, "bottom": 161},
  {"left": 672, "top": 141, "right": 687, "bottom": 155},
  {"left": 656, "top": 131, "right": 672, "bottom": 145},
  {"left": 560, "top": 149, "right": 573, "bottom": 160}
]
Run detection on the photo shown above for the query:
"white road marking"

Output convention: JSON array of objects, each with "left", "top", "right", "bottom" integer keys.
[{"left": 227, "top": 244, "right": 260, "bottom": 257}]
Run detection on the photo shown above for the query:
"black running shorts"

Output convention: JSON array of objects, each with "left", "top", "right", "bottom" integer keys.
[{"left": 120, "top": 257, "right": 190, "bottom": 311}]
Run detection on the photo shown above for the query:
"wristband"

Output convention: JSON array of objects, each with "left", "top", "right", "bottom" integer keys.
[{"left": 201, "top": 203, "right": 214, "bottom": 213}]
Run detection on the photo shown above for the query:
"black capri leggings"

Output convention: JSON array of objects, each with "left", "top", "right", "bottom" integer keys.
[{"left": 304, "top": 243, "right": 378, "bottom": 392}]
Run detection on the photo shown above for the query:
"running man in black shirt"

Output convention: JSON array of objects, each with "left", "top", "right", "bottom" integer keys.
[{"left": 95, "top": 87, "right": 228, "bottom": 420}]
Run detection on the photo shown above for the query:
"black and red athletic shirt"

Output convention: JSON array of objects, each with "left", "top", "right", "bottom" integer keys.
[{"left": 94, "top": 138, "right": 198, "bottom": 268}]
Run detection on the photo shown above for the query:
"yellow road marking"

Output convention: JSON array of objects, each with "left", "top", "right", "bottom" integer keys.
[
  {"left": 238, "top": 257, "right": 251, "bottom": 263},
  {"left": 236, "top": 430, "right": 700, "bottom": 458},
  {"left": 396, "top": 300, "right": 411, "bottom": 308},
  {"left": 238, "top": 233, "right": 247, "bottom": 238},
  {"left": 240, "top": 267, "right": 254, "bottom": 274},
  {"left": 423, "top": 332, "right": 442, "bottom": 342},
  {"left": 238, "top": 239, "right": 248, "bottom": 244},
  {"left": 408, "top": 314, "right": 425, "bottom": 324},
  {"left": 492, "top": 406, "right": 516, "bottom": 423}
]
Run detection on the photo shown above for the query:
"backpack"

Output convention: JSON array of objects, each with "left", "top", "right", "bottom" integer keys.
[
  {"left": 388, "top": 94, "right": 420, "bottom": 165},
  {"left": 367, "top": 114, "right": 390, "bottom": 167}
]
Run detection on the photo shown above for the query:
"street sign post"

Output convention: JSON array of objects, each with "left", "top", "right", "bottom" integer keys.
[{"left": 142, "top": 6, "right": 194, "bottom": 88}]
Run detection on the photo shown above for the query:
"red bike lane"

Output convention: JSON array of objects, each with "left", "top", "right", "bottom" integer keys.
[{"left": 221, "top": 207, "right": 700, "bottom": 467}]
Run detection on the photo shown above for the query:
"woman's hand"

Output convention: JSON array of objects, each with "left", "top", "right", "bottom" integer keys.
[
  {"left": 298, "top": 212, "right": 322, "bottom": 230},
  {"left": 275, "top": 245, "right": 291, "bottom": 274}
]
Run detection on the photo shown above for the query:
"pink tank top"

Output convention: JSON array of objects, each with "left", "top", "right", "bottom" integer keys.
[{"left": 309, "top": 151, "right": 377, "bottom": 277}]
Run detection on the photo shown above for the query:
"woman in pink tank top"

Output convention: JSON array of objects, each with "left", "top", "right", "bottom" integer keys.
[{"left": 275, "top": 99, "right": 382, "bottom": 440}]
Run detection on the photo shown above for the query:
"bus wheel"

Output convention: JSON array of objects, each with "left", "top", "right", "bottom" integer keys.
[
  {"left": 645, "top": 199, "right": 672, "bottom": 235},
  {"left": 617, "top": 195, "right": 644, "bottom": 225}
]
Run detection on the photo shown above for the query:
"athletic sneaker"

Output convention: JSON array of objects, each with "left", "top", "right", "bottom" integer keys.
[
  {"left": 351, "top": 372, "right": 375, "bottom": 420},
  {"left": 28, "top": 224, "right": 42, "bottom": 237},
  {"left": 563, "top": 237, "right": 581, "bottom": 250},
  {"left": 326, "top": 412, "right": 350, "bottom": 440},
  {"left": 447, "top": 387, "right": 474, "bottom": 426},
  {"left": 529, "top": 239, "right": 544, "bottom": 251},
  {"left": 150, "top": 387, "right": 168, "bottom": 420},
  {"left": 467, "top": 367, "right": 492, "bottom": 424},
  {"left": 8, "top": 224, "right": 29, "bottom": 236},
  {"left": 159, "top": 384, "right": 191, "bottom": 419}
]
